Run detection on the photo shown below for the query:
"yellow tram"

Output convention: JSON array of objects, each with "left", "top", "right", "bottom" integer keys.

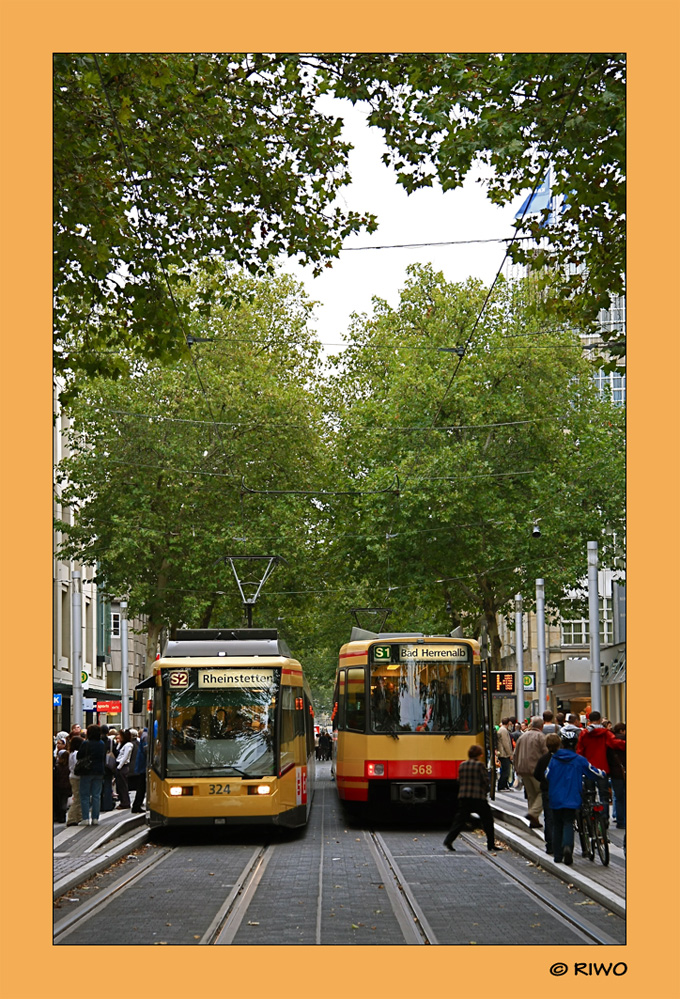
[
  {"left": 141, "top": 629, "right": 315, "bottom": 828},
  {"left": 333, "top": 630, "right": 487, "bottom": 809}
]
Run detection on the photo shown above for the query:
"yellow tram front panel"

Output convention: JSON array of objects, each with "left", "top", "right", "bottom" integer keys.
[{"left": 148, "top": 649, "right": 313, "bottom": 827}]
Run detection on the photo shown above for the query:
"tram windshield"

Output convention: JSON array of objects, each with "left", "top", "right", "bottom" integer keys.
[
  {"left": 164, "top": 680, "right": 277, "bottom": 777},
  {"left": 370, "top": 648, "right": 472, "bottom": 734}
]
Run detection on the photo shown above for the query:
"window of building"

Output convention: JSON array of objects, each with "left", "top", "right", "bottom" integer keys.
[
  {"left": 593, "top": 368, "right": 626, "bottom": 406},
  {"left": 111, "top": 612, "right": 120, "bottom": 637},
  {"left": 561, "top": 598, "right": 614, "bottom": 646}
]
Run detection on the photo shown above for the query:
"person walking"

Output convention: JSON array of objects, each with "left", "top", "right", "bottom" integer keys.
[
  {"left": 53, "top": 749, "right": 71, "bottom": 823},
  {"left": 66, "top": 734, "right": 84, "bottom": 826},
  {"left": 496, "top": 718, "right": 514, "bottom": 791},
  {"left": 77, "top": 724, "right": 106, "bottom": 826},
  {"left": 576, "top": 710, "right": 626, "bottom": 821},
  {"left": 545, "top": 730, "right": 607, "bottom": 865},
  {"left": 607, "top": 722, "right": 626, "bottom": 829},
  {"left": 542, "top": 710, "right": 561, "bottom": 736},
  {"left": 99, "top": 724, "right": 116, "bottom": 812},
  {"left": 513, "top": 716, "right": 547, "bottom": 828},
  {"left": 533, "top": 733, "right": 562, "bottom": 854},
  {"left": 130, "top": 727, "right": 148, "bottom": 813},
  {"left": 115, "top": 729, "right": 134, "bottom": 809},
  {"left": 443, "top": 744, "right": 500, "bottom": 853}
]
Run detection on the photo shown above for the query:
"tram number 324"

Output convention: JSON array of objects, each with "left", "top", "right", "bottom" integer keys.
[{"left": 208, "top": 784, "right": 231, "bottom": 795}]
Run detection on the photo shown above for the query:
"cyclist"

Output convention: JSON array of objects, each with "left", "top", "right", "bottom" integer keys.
[{"left": 545, "top": 730, "right": 606, "bottom": 866}]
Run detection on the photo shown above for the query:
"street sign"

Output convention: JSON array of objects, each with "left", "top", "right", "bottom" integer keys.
[
  {"left": 522, "top": 672, "right": 537, "bottom": 692},
  {"left": 96, "top": 700, "right": 122, "bottom": 714},
  {"left": 53, "top": 694, "right": 62, "bottom": 707},
  {"left": 83, "top": 697, "right": 96, "bottom": 711},
  {"left": 490, "top": 672, "right": 516, "bottom": 694},
  {"left": 81, "top": 670, "right": 89, "bottom": 689}
]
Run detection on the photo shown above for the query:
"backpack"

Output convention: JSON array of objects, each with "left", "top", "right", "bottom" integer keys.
[{"left": 74, "top": 743, "right": 93, "bottom": 776}]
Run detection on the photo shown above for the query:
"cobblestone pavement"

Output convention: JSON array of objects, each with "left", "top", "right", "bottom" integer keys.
[{"left": 55, "top": 765, "right": 625, "bottom": 946}]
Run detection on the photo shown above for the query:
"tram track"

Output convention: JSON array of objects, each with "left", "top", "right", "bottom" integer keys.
[
  {"left": 54, "top": 839, "right": 280, "bottom": 947},
  {"left": 459, "top": 832, "right": 621, "bottom": 945},
  {"left": 365, "top": 830, "right": 438, "bottom": 944}
]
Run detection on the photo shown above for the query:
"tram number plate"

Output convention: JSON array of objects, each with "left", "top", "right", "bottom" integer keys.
[
  {"left": 208, "top": 784, "right": 231, "bottom": 795},
  {"left": 411, "top": 765, "right": 433, "bottom": 776}
]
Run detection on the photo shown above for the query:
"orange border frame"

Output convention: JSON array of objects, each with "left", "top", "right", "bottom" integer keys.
[{"left": 1, "top": 2, "right": 679, "bottom": 996}]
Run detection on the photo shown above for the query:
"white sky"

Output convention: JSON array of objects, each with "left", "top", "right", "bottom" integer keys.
[{"left": 283, "top": 99, "right": 527, "bottom": 350}]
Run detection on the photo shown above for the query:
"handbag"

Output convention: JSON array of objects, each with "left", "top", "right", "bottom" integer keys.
[
  {"left": 105, "top": 752, "right": 117, "bottom": 773},
  {"left": 74, "top": 745, "right": 92, "bottom": 776}
]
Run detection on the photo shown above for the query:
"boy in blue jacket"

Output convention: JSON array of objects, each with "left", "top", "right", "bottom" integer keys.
[{"left": 545, "top": 731, "right": 606, "bottom": 865}]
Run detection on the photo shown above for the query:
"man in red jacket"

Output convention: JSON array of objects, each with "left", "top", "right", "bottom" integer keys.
[{"left": 576, "top": 710, "right": 626, "bottom": 821}]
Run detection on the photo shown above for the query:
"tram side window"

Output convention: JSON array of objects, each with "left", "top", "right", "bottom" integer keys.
[
  {"left": 346, "top": 668, "right": 366, "bottom": 731},
  {"left": 280, "top": 686, "right": 296, "bottom": 773},
  {"left": 338, "top": 671, "right": 346, "bottom": 729},
  {"left": 152, "top": 689, "right": 163, "bottom": 773}
]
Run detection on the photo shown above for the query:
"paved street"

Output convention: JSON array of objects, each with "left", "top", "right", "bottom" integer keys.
[{"left": 54, "top": 763, "right": 625, "bottom": 946}]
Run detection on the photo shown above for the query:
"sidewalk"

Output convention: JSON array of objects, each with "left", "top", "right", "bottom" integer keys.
[
  {"left": 491, "top": 786, "right": 626, "bottom": 917},
  {"left": 54, "top": 802, "right": 149, "bottom": 899}
]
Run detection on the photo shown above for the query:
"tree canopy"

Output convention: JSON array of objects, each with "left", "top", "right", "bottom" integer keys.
[
  {"left": 54, "top": 52, "right": 626, "bottom": 398},
  {"left": 54, "top": 52, "right": 377, "bottom": 389},
  {"left": 322, "top": 52, "right": 626, "bottom": 352},
  {"left": 322, "top": 265, "right": 625, "bottom": 665}
]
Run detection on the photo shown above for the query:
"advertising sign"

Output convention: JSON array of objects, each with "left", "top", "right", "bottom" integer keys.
[
  {"left": 96, "top": 700, "right": 122, "bottom": 713},
  {"left": 53, "top": 694, "right": 62, "bottom": 707}
]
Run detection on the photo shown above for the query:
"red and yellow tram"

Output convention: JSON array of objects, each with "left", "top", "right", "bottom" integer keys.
[{"left": 333, "top": 630, "right": 488, "bottom": 809}]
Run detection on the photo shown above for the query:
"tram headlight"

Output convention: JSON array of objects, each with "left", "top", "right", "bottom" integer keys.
[
  {"left": 247, "top": 784, "right": 272, "bottom": 795},
  {"left": 169, "top": 786, "right": 182, "bottom": 796},
  {"left": 367, "top": 762, "right": 386, "bottom": 777}
]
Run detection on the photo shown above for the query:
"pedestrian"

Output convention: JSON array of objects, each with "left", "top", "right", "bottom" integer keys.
[
  {"left": 53, "top": 749, "right": 71, "bottom": 822},
  {"left": 496, "top": 718, "right": 514, "bottom": 791},
  {"left": 542, "top": 710, "right": 561, "bottom": 736},
  {"left": 131, "top": 727, "right": 148, "bottom": 813},
  {"left": 319, "top": 730, "right": 332, "bottom": 761},
  {"left": 314, "top": 730, "right": 320, "bottom": 761},
  {"left": 54, "top": 733, "right": 68, "bottom": 758},
  {"left": 513, "top": 716, "right": 547, "bottom": 828},
  {"left": 545, "top": 730, "right": 607, "bottom": 865},
  {"left": 77, "top": 724, "right": 106, "bottom": 826},
  {"left": 607, "top": 722, "right": 626, "bottom": 829},
  {"left": 443, "top": 744, "right": 500, "bottom": 853},
  {"left": 533, "top": 733, "right": 562, "bottom": 854},
  {"left": 115, "top": 729, "right": 134, "bottom": 809},
  {"left": 576, "top": 710, "right": 625, "bottom": 821},
  {"left": 100, "top": 724, "right": 116, "bottom": 811},
  {"left": 66, "top": 734, "right": 84, "bottom": 826}
]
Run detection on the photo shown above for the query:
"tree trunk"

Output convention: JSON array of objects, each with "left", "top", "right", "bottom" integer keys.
[
  {"left": 145, "top": 620, "right": 162, "bottom": 670},
  {"left": 480, "top": 578, "right": 503, "bottom": 669}
]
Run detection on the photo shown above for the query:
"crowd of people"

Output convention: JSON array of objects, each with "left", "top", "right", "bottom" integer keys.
[
  {"left": 444, "top": 709, "right": 626, "bottom": 863},
  {"left": 53, "top": 723, "right": 148, "bottom": 826},
  {"left": 314, "top": 729, "right": 333, "bottom": 761}
]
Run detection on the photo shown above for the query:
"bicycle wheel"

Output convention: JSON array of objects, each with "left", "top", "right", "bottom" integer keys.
[
  {"left": 583, "top": 813, "right": 596, "bottom": 861},
  {"left": 594, "top": 814, "right": 610, "bottom": 865},
  {"left": 576, "top": 811, "right": 590, "bottom": 857}
]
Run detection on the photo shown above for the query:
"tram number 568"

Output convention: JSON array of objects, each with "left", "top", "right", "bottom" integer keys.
[{"left": 411, "top": 764, "right": 433, "bottom": 775}]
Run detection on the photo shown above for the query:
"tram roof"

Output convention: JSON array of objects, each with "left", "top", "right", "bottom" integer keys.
[{"left": 162, "top": 628, "right": 292, "bottom": 659}]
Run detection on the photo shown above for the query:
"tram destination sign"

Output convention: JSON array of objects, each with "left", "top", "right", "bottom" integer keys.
[
  {"left": 371, "top": 643, "right": 470, "bottom": 663},
  {"left": 198, "top": 668, "right": 274, "bottom": 688}
]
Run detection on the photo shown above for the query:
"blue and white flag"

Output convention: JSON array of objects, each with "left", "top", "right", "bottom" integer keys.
[{"left": 515, "top": 172, "right": 551, "bottom": 219}]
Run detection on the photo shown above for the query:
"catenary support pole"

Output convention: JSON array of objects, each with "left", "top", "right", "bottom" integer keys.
[
  {"left": 121, "top": 600, "right": 129, "bottom": 729},
  {"left": 535, "top": 579, "right": 547, "bottom": 716},
  {"left": 588, "top": 542, "right": 602, "bottom": 713},
  {"left": 514, "top": 593, "right": 524, "bottom": 723},
  {"left": 72, "top": 571, "right": 83, "bottom": 728}
]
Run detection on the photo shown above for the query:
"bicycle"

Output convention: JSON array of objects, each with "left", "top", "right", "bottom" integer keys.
[{"left": 575, "top": 778, "right": 610, "bottom": 865}]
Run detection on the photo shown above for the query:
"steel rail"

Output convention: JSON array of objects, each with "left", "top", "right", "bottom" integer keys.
[
  {"left": 366, "top": 831, "right": 438, "bottom": 945},
  {"left": 53, "top": 847, "right": 177, "bottom": 944},
  {"left": 460, "top": 833, "right": 621, "bottom": 945},
  {"left": 202, "top": 845, "right": 275, "bottom": 945}
]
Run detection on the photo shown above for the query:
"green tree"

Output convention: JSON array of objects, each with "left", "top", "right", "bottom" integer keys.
[
  {"left": 54, "top": 53, "right": 377, "bottom": 391},
  {"left": 323, "top": 265, "right": 625, "bottom": 666},
  {"left": 322, "top": 53, "right": 625, "bottom": 352},
  {"left": 55, "top": 271, "right": 333, "bottom": 665}
]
